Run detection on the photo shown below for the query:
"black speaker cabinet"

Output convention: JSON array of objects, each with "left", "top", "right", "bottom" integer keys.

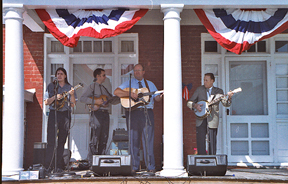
[
  {"left": 33, "top": 142, "right": 47, "bottom": 165},
  {"left": 187, "top": 154, "right": 228, "bottom": 176},
  {"left": 92, "top": 155, "right": 132, "bottom": 176}
]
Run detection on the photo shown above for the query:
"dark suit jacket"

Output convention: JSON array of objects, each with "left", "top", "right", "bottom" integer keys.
[{"left": 187, "top": 85, "right": 231, "bottom": 128}]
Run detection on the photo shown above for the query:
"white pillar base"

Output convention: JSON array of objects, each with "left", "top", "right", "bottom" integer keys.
[{"left": 160, "top": 168, "right": 188, "bottom": 177}]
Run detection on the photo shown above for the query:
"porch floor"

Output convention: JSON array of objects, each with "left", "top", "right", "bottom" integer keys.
[{"left": 2, "top": 167, "right": 288, "bottom": 184}]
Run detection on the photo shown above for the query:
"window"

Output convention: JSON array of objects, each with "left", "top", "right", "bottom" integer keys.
[
  {"left": 275, "top": 41, "right": 288, "bottom": 52},
  {"left": 51, "top": 41, "right": 64, "bottom": 53},
  {"left": 226, "top": 41, "right": 267, "bottom": 53},
  {"left": 73, "top": 40, "right": 113, "bottom": 53},
  {"left": 276, "top": 63, "right": 288, "bottom": 116}
]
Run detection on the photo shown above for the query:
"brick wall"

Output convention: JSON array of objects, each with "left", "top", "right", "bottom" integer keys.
[
  {"left": 23, "top": 26, "right": 45, "bottom": 169},
  {"left": 2, "top": 25, "right": 45, "bottom": 169}
]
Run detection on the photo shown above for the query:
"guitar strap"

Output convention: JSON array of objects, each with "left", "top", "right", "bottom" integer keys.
[
  {"left": 100, "top": 84, "right": 113, "bottom": 97},
  {"left": 144, "top": 79, "right": 150, "bottom": 102}
]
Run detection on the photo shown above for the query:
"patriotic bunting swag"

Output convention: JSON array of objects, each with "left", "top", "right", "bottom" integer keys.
[
  {"left": 194, "top": 9, "right": 288, "bottom": 54},
  {"left": 36, "top": 9, "right": 148, "bottom": 47}
]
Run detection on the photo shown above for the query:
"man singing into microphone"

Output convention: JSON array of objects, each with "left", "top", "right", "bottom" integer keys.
[
  {"left": 80, "top": 68, "right": 113, "bottom": 165},
  {"left": 44, "top": 67, "right": 77, "bottom": 173}
]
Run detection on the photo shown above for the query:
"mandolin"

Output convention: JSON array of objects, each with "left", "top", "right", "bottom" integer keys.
[
  {"left": 56, "top": 83, "right": 83, "bottom": 110},
  {"left": 87, "top": 95, "right": 120, "bottom": 111}
]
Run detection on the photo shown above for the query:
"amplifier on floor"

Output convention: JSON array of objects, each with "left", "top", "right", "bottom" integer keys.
[
  {"left": 187, "top": 154, "right": 228, "bottom": 176},
  {"left": 92, "top": 155, "right": 132, "bottom": 176}
]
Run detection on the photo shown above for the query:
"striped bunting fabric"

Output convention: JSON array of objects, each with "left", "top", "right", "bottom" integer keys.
[
  {"left": 36, "top": 9, "right": 148, "bottom": 47},
  {"left": 194, "top": 9, "right": 288, "bottom": 54}
]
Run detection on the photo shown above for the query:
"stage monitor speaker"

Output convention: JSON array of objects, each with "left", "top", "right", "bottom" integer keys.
[
  {"left": 33, "top": 142, "right": 47, "bottom": 165},
  {"left": 187, "top": 154, "right": 227, "bottom": 176},
  {"left": 92, "top": 155, "right": 132, "bottom": 176}
]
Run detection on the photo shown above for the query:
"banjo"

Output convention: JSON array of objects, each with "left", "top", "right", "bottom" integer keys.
[{"left": 194, "top": 87, "right": 242, "bottom": 119}]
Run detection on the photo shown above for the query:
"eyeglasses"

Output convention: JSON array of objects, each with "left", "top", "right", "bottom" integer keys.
[{"left": 134, "top": 70, "right": 143, "bottom": 72}]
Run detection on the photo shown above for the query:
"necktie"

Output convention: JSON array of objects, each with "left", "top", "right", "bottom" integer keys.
[
  {"left": 99, "top": 84, "right": 103, "bottom": 95},
  {"left": 138, "top": 81, "right": 143, "bottom": 88}
]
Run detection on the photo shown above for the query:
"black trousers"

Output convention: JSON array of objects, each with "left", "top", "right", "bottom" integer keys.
[
  {"left": 196, "top": 118, "right": 218, "bottom": 155},
  {"left": 45, "top": 110, "right": 70, "bottom": 170},
  {"left": 87, "top": 110, "right": 109, "bottom": 164}
]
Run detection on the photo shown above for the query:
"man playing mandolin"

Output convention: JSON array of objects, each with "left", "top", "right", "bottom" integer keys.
[
  {"left": 44, "top": 67, "right": 77, "bottom": 173},
  {"left": 114, "top": 64, "right": 163, "bottom": 175},
  {"left": 80, "top": 68, "right": 115, "bottom": 165},
  {"left": 187, "top": 73, "right": 233, "bottom": 155}
]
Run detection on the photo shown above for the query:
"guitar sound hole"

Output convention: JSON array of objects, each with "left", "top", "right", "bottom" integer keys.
[{"left": 138, "top": 93, "right": 143, "bottom": 98}]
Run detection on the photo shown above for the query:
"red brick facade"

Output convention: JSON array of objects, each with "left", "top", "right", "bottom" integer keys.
[{"left": 3, "top": 24, "right": 206, "bottom": 170}]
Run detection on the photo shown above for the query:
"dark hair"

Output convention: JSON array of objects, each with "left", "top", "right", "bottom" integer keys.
[
  {"left": 134, "top": 64, "right": 145, "bottom": 71},
  {"left": 93, "top": 68, "right": 105, "bottom": 78},
  {"left": 55, "top": 67, "right": 69, "bottom": 84},
  {"left": 204, "top": 73, "right": 215, "bottom": 81}
]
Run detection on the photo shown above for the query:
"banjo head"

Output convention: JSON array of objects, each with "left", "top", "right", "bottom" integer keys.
[{"left": 195, "top": 101, "right": 209, "bottom": 119}]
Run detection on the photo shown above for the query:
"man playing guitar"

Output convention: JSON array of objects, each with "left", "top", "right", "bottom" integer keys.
[{"left": 187, "top": 73, "right": 234, "bottom": 155}]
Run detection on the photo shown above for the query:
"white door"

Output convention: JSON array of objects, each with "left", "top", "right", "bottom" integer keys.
[
  {"left": 225, "top": 57, "right": 273, "bottom": 163},
  {"left": 43, "top": 34, "right": 139, "bottom": 161}
]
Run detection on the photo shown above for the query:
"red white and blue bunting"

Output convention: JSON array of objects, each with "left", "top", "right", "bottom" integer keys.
[
  {"left": 194, "top": 9, "right": 288, "bottom": 54},
  {"left": 36, "top": 9, "right": 148, "bottom": 47}
]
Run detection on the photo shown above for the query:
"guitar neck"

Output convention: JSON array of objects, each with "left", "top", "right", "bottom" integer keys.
[
  {"left": 142, "top": 90, "right": 164, "bottom": 96},
  {"left": 61, "top": 84, "right": 83, "bottom": 98},
  {"left": 207, "top": 87, "right": 242, "bottom": 105}
]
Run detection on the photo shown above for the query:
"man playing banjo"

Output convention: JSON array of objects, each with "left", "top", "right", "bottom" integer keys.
[{"left": 187, "top": 73, "right": 234, "bottom": 155}]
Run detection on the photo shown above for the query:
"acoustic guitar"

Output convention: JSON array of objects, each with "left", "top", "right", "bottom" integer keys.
[
  {"left": 120, "top": 88, "right": 164, "bottom": 109},
  {"left": 56, "top": 83, "right": 83, "bottom": 110},
  {"left": 194, "top": 87, "right": 242, "bottom": 119}
]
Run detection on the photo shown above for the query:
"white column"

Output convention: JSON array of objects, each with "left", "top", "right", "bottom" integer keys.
[
  {"left": 160, "top": 4, "right": 187, "bottom": 177},
  {"left": 2, "top": 4, "right": 25, "bottom": 176}
]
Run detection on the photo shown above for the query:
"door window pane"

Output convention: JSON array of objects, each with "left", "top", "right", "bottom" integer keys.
[
  {"left": 247, "top": 44, "right": 256, "bottom": 52},
  {"left": 51, "top": 41, "right": 64, "bottom": 52},
  {"left": 83, "top": 41, "right": 92, "bottom": 52},
  {"left": 277, "top": 104, "right": 288, "bottom": 115},
  {"left": 276, "top": 64, "right": 288, "bottom": 75},
  {"left": 252, "top": 141, "right": 269, "bottom": 155},
  {"left": 257, "top": 41, "right": 266, "bottom": 52},
  {"left": 94, "top": 41, "right": 102, "bottom": 52},
  {"left": 121, "top": 41, "right": 134, "bottom": 52},
  {"left": 230, "top": 123, "right": 248, "bottom": 138},
  {"left": 276, "top": 77, "right": 288, "bottom": 88},
  {"left": 275, "top": 41, "right": 288, "bottom": 52},
  {"left": 229, "top": 61, "right": 267, "bottom": 115},
  {"left": 104, "top": 41, "right": 112, "bottom": 52},
  {"left": 73, "top": 64, "right": 113, "bottom": 114},
  {"left": 277, "top": 90, "right": 288, "bottom": 101},
  {"left": 231, "top": 141, "right": 248, "bottom": 155},
  {"left": 251, "top": 123, "right": 269, "bottom": 138},
  {"left": 204, "top": 41, "right": 218, "bottom": 52},
  {"left": 73, "top": 42, "right": 82, "bottom": 52}
]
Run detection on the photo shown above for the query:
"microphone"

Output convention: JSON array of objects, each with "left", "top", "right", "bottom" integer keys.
[{"left": 53, "top": 77, "right": 58, "bottom": 83}]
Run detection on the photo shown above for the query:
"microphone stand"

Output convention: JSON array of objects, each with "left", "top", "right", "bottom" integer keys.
[
  {"left": 128, "top": 73, "right": 132, "bottom": 157},
  {"left": 88, "top": 78, "right": 97, "bottom": 165},
  {"left": 53, "top": 79, "right": 59, "bottom": 173}
]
